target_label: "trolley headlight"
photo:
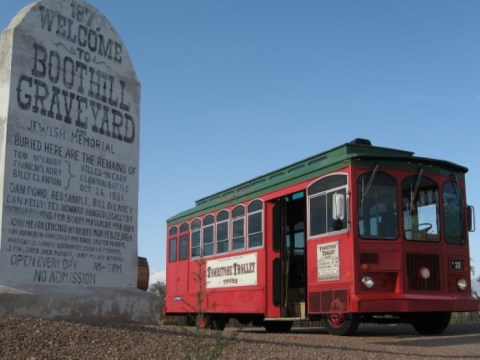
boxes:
[361,276,375,289]
[418,267,431,280]
[456,278,468,291]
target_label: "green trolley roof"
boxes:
[167,139,467,224]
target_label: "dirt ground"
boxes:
[1,315,480,359]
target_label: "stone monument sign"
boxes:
[0,0,140,289]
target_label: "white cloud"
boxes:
[149,269,166,285]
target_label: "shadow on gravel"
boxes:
[369,323,480,348]
[233,323,480,359]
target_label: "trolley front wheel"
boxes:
[322,313,360,336]
[411,312,451,335]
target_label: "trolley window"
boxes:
[248,199,263,248]
[308,174,348,237]
[232,205,245,251]
[169,237,177,262]
[443,181,466,245]
[191,219,201,258]
[216,210,229,254]
[402,175,439,242]
[358,171,398,239]
[203,215,214,256]
[168,226,178,262]
[179,222,189,261]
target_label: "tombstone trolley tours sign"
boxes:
[0,0,140,288]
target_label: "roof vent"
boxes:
[350,138,371,146]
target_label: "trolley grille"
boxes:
[308,289,348,313]
[406,253,441,291]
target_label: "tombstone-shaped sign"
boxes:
[0,0,140,288]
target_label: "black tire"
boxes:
[322,313,360,336]
[185,313,196,326]
[264,321,293,333]
[211,316,227,331]
[411,312,451,335]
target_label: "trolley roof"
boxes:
[167,139,467,223]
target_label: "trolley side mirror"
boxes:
[467,205,475,232]
[332,192,345,220]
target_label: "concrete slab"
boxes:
[0,285,162,325]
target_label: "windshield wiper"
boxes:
[360,164,380,211]
[410,168,423,213]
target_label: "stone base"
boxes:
[0,285,162,325]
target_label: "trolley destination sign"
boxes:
[206,253,257,288]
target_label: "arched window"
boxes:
[180,223,189,232]
[248,200,263,248]
[308,174,348,237]
[191,219,201,258]
[232,205,245,251]
[203,215,214,256]
[168,226,178,262]
[216,210,229,254]
[179,222,189,260]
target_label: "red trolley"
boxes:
[164,139,477,335]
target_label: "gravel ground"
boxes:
[1,315,480,359]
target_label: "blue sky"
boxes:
[1,1,479,290]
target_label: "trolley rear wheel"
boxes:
[196,314,227,330]
[196,314,211,329]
